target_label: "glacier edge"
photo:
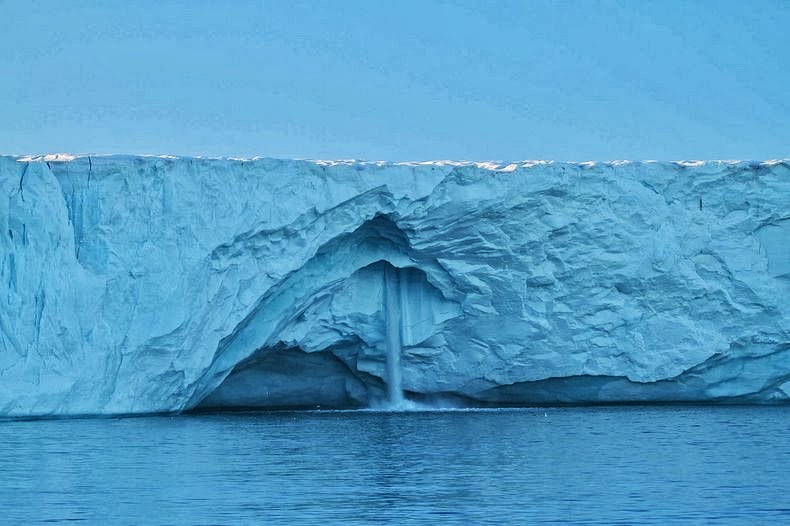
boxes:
[0,155,789,416]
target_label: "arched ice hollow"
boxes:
[194,216,461,410]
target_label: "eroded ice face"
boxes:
[1,156,788,416]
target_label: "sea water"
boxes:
[2,406,789,524]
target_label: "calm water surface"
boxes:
[2,406,789,524]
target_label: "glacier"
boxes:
[0,155,789,417]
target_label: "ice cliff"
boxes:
[1,155,789,416]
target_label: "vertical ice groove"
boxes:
[384,264,404,405]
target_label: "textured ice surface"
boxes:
[0,155,788,416]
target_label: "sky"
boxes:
[1,0,788,161]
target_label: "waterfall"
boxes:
[383,264,404,406]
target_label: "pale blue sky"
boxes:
[1,0,788,160]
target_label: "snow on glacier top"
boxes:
[9,154,789,171]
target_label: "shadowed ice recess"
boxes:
[0,155,789,417]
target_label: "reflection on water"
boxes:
[2,406,790,524]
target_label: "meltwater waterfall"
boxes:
[383,264,405,406]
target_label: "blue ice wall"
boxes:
[1,156,788,416]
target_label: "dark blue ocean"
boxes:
[2,406,789,524]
